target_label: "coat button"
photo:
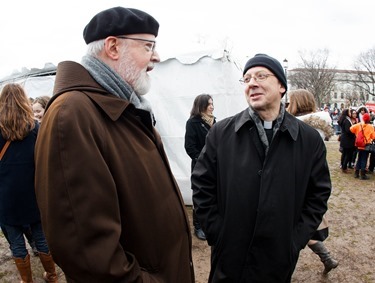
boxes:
[258,170,262,176]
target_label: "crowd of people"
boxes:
[320,105,375,179]
[1,5,374,283]
[337,106,375,179]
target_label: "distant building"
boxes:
[288,68,375,111]
[331,69,375,110]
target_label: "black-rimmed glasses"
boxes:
[116,36,156,52]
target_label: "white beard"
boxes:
[133,71,151,96]
[118,50,151,96]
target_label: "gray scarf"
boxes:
[81,55,153,114]
[248,103,285,155]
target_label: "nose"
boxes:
[151,50,160,63]
[246,77,261,91]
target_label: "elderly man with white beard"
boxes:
[34,6,194,283]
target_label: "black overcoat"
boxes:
[192,109,331,282]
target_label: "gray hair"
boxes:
[86,39,105,56]
[85,38,133,58]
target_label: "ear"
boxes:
[103,37,121,60]
[280,84,286,96]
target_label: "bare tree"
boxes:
[288,49,337,108]
[352,47,375,99]
[339,85,361,107]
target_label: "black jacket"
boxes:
[192,109,331,282]
[184,116,215,170]
[339,117,356,149]
[0,124,40,225]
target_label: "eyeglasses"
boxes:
[116,36,156,52]
[239,72,275,84]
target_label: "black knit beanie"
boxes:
[243,53,287,95]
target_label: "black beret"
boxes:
[243,53,287,95]
[83,7,159,44]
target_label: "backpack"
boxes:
[354,125,367,147]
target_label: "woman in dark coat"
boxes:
[184,94,215,240]
[0,83,57,282]
[338,108,356,172]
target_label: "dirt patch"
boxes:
[1,140,374,282]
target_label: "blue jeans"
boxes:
[1,221,49,258]
[355,150,369,171]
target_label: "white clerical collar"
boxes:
[263,120,273,129]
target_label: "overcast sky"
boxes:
[1,0,374,79]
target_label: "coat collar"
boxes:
[189,116,204,123]
[280,112,299,141]
[234,108,299,141]
[49,61,137,122]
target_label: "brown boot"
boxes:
[14,254,34,283]
[39,252,58,283]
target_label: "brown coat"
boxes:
[35,61,194,283]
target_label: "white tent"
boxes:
[0,50,248,204]
[0,64,56,98]
[146,49,248,204]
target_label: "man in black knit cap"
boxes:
[192,53,332,282]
